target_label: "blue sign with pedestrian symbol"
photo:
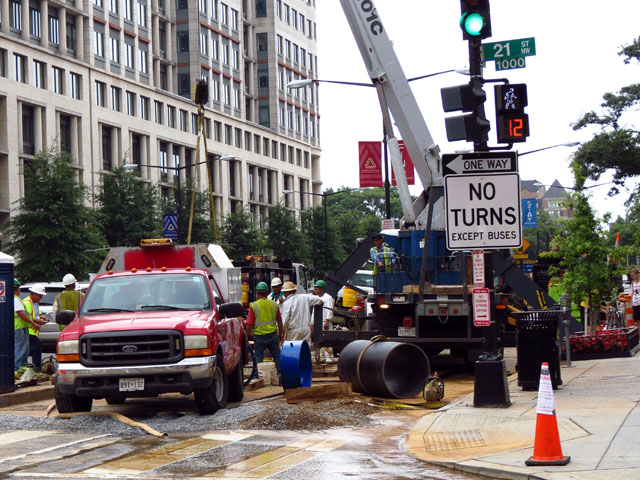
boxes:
[521,199,537,228]
[164,214,178,241]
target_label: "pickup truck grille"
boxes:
[80,330,184,367]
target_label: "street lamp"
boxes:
[123,154,234,243]
[519,141,580,156]
[282,188,361,274]
[287,69,468,219]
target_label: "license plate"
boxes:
[119,377,144,392]
[397,327,416,337]
[392,296,406,302]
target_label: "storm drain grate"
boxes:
[423,429,486,452]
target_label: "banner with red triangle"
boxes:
[358,141,383,187]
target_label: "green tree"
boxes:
[523,209,561,256]
[96,166,161,246]
[168,179,214,244]
[300,205,345,277]
[572,37,640,198]
[264,204,308,262]
[548,162,621,330]
[219,207,264,262]
[5,150,105,281]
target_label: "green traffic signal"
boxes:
[461,12,485,37]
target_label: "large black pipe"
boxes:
[338,339,430,398]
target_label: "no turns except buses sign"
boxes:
[445,172,522,250]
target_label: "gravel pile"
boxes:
[0,398,378,436]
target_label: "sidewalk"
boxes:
[406,354,640,479]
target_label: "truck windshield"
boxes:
[352,272,374,288]
[80,274,212,315]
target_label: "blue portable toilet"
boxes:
[0,252,15,393]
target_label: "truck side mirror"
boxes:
[218,302,245,319]
[56,309,76,326]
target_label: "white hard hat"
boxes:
[29,284,47,296]
[271,277,282,287]
[62,273,77,286]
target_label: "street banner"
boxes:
[391,141,416,186]
[522,198,538,228]
[358,141,383,187]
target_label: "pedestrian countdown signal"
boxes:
[494,84,529,143]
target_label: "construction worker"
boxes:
[245,282,283,374]
[280,281,323,343]
[23,284,47,372]
[313,280,334,330]
[370,233,395,274]
[52,273,84,330]
[13,279,45,375]
[269,277,284,303]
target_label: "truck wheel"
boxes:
[227,361,244,403]
[54,383,93,413]
[195,354,228,415]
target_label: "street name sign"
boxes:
[442,152,518,176]
[482,37,536,61]
[495,57,526,71]
[445,172,522,250]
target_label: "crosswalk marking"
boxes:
[0,431,51,446]
[206,438,347,478]
[85,432,254,475]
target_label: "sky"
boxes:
[314,1,640,220]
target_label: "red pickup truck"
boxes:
[54,267,247,415]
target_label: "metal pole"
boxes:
[324,195,328,274]
[383,124,391,219]
[176,171,182,244]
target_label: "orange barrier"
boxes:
[525,362,571,466]
[620,294,634,327]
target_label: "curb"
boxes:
[0,383,55,408]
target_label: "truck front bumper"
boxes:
[56,356,216,398]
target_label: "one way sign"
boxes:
[443,152,518,176]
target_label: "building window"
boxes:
[234,87,240,109]
[179,109,188,132]
[125,43,134,68]
[70,72,81,99]
[232,49,239,69]
[10,1,22,31]
[221,3,228,24]
[139,48,148,74]
[231,8,238,29]
[223,84,230,105]
[102,125,113,170]
[222,44,229,65]
[14,54,26,83]
[212,78,220,101]
[272,140,278,159]
[33,60,46,89]
[111,36,120,63]
[49,12,60,44]
[257,33,268,52]
[235,128,242,148]
[52,67,64,94]
[199,0,207,13]
[191,113,198,134]
[140,96,150,120]
[167,106,176,128]
[109,0,119,14]
[159,142,168,175]
[126,91,136,115]
[178,32,189,52]
[138,3,147,27]
[30,8,41,37]
[60,114,72,154]
[256,0,266,17]
[154,101,163,124]
[178,74,190,96]
[125,0,133,20]
[95,31,105,57]
[66,16,77,52]
[213,121,221,141]
[22,105,35,155]
[200,31,208,55]
[111,86,121,111]
[95,80,106,106]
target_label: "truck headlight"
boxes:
[57,340,80,362]
[184,335,213,356]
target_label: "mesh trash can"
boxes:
[515,310,563,390]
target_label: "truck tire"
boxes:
[227,361,244,403]
[54,383,93,413]
[195,354,228,415]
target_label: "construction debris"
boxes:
[285,382,352,404]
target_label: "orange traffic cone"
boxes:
[525,362,571,466]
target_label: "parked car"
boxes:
[19,282,84,353]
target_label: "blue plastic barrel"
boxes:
[280,340,312,389]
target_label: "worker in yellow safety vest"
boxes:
[245,282,283,374]
[52,273,84,331]
[13,279,45,374]
[370,233,396,274]
[23,284,46,372]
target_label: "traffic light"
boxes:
[494,83,529,143]
[441,82,490,143]
[460,0,491,40]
